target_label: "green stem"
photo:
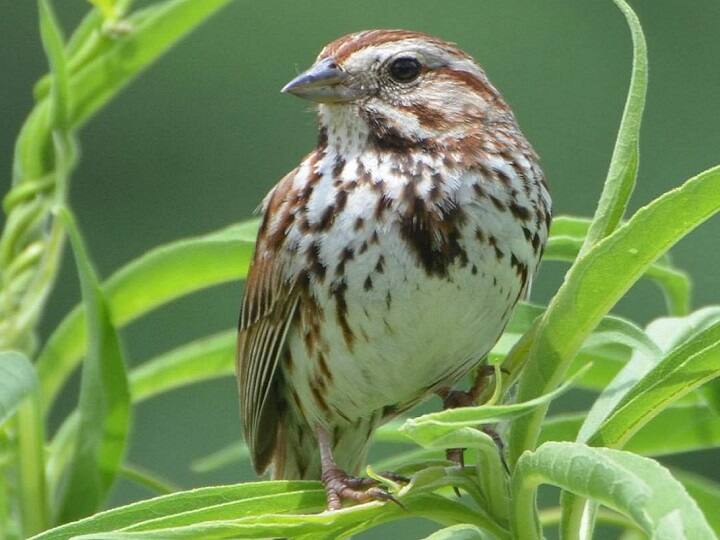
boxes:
[540,507,644,534]
[511,471,542,540]
[16,390,49,536]
[0,468,8,540]
[406,494,511,540]
[558,493,591,540]
[119,464,179,495]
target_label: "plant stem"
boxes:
[16,390,49,536]
[539,507,644,534]
[510,471,542,540]
[0,470,8,540]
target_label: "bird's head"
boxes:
[282,30,512,150]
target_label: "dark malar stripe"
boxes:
[361,108,439,153]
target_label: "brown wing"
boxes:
[237,172,299,474]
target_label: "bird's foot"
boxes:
[436,365,508,496]
[438,364,498,470]
[321,468,408,511]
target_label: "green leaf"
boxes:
[401,367,584,447]
[498,306,660,400]
[508,164,720,465]
[119,491,325,533]
[29,481,323,540]
[674,470,720,535]
[130,330,235,403]
[31,481,503,540]
[546,216,691,316]
[561,309,720,539]
[38,0,70,134]
[0,351,37,425]
[422,524,496,540]
[588,320,720,449]
[580,0,648,254]
[66,0,230,129]
[579,307,720,443]
[118,464,179,496]
[47,330,236,489]
[548,215,591,238]
[37,220,258,411]
[55,208,131,523]
[60,494,484,540]
[16,0,230,185]
[540,404,720,456]
[89,0,119,21]
[190,442,249,473]
[511,442,716,540]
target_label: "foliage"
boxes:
[0,0,718,538]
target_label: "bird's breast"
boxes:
[276,147,549,427]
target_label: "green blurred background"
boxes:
[2,1,719,537]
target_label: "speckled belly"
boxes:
[283,213,528,429]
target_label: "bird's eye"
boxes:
[388,57,422,83]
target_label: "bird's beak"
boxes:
[281,57,358,103]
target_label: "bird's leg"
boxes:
[436,365,505,469]
[316,426,405,511]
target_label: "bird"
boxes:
[236,29,551,510]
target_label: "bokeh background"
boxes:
[2,1,720,537]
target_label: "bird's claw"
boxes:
[322,468,408,511]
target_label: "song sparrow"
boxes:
[237,29,551,509]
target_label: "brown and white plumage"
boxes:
[237,29,551,506]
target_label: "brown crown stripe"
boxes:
[320,29,470,63]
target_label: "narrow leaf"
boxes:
[29,482,322,540]
[580,0,648,253]
[579,307,720,442]
[190,442,249,473]
[119,464,179,495]
[540,405,720,457]
[130,330,234,402]
[0,351,38,424]
[508,164,720,465]
[55,208,131,523]
[512,442,715,539]
[545,223,691,316]
[66,0,231,128]
[589,321,720,449]
[38,0,70,134]
[422,524,495,540]
[674,470,720,535]
[37,220,258,411]
[401,367,584,447]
